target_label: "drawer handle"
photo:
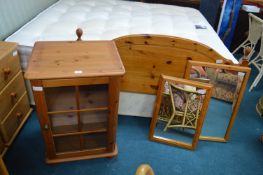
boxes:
[10,92,17,99]
[3,67,11,80]
[16,112,23,119]
[10,92,17,103]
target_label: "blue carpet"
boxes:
[202,99,233,137]
[155,121,195,144]
[4,66,263,175]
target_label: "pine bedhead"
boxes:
[114,34,243,94]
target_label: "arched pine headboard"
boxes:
[114,34,234,94]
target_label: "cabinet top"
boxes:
[0,42,17,60]
[25,41,125,80]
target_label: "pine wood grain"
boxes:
[0,72,26,121]
[28,40,123,163]
[0,42,20,91]
[25,41,125,80]
[114,34,234,94]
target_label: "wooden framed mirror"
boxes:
[149,75,213,150]
[185,61,251,142]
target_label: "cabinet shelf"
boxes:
[47,107,109,115]
[52,122,107,137]
[55,147,107,156]
[54,132,108,153]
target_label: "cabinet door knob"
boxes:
[44,124,49,130]
[3,67,11,80]
[16,112,23,119]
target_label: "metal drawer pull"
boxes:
[3,67,11,80]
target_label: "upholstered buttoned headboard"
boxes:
[0,0,58,40]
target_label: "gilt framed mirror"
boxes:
[185,61,251,142]
[149,75,213,150]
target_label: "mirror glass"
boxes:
[189,65,246,140]
[150,75,212,150]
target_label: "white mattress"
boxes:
[5,0,238,117]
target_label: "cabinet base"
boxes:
[46,145,118,164]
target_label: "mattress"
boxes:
[5,0,238,117]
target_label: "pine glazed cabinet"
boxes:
[25,40,125,163]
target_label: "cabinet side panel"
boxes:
[107,77,121,152]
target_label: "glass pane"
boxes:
[80,111,108,132]
[190,65,246,138]
[84,133,107,150]
[44,86,76,111]
[154,81,206,144]
[79,84,108,109]
[190,66,244,102]
[54,135,80,153]
[50,112,78,134]
[202,99,232,137]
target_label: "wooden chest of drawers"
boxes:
[0,42,32,147]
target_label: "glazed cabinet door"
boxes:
[45,84,110,154]
[31,78,117,159]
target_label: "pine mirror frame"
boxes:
[149,75,213,150]
[184,61,251,142]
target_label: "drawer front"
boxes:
[0,93,30,143]
[0,72,26,121]
[0,51,20,91]
[0,135,4,155]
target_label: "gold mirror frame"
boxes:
[184,61,251,142]
[149,75,213,150]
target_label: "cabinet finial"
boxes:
[76,28,83,41]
